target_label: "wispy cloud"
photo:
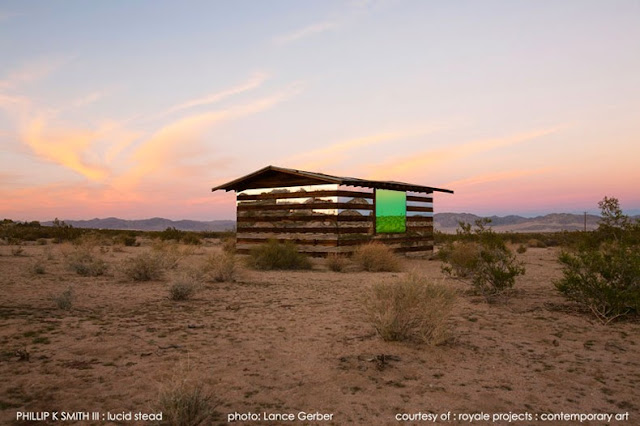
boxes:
[443,168,554,189]
[274,20,338,44]
[21,116,110,181]
[366,127,564,180]
[283,124,445,171]
[160,72,269,117]
[0,55,71,92]
[71,91,108,108]
[119,83,302,186]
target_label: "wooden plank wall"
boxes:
[235,187,434,256]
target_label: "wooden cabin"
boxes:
[212,166,453,256]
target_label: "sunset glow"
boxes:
[1,1,639,221]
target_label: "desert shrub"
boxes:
[30,259,46,274]
[527,239,547,248]
[65,246,108,276]
[114,233,138,247]
[247,240,312,270]
[181,232,202,246]
[11,246,25,256]
[151,241,191,270]
[440,219,525,301]
[169,279,199,301]
[159,226,185,242]
[364,275,456,345]
[122,251,166,281]
[556,197,640,324]
[516,244,527,254]
[36,238,48,245]
[157,380,213,426]
[54,287,73,310]
[353,242,402,272]
[221,237,236,254]
[202,252,236,282]
[326,253,348,272]
[437,242,478,277]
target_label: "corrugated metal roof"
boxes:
[211,165,454,194]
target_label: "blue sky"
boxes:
[1,0,639,220]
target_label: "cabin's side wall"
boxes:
[372,192,434,254]
[235,185,434,256]
[235,184,372,255]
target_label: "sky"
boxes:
[1,0,639,221]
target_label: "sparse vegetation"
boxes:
[157,379,214,426]
[122,251,167,281]
[528,239,547,248]
[54,287,74,310]
[169,278,199,301]
[30,259,46,274]
[64,245,108,277]
[556,197,640,324]
[221,236,236,254]
[353,243,402,272]
[326,253,348,272]
[516,244,527,254]
[158,227,202,245]
[11,246,25,257]
[439,219,525,301]
[364,275,456,345]
[202,252,236,282]
[247,240,312,270]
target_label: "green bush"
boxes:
[364,275,456,345]
[440,219,525,301]
[247,240,311,270]
[516,244,527,254]
[353,242,402,272]
[556,197,640,324]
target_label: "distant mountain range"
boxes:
[434,213,604,233]
[42,217,235,232]
[41,213,639,233]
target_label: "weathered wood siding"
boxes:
[235,185,434,256]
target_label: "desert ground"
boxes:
[0,239,638,425]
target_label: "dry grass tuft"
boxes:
[248,240,312,270]
[326,253,348,272]
[202,252,236,282]
[11,246,25,257]
[353,243,402,272]
[121,251,167,282]
[64,245,108,276]
[53,287,74,310]
[168,277,199,301]
[221,237,236,254]
[364,275,456,345]
[30,258,46,274]
[156,363,215,425]
[527,239,547,248]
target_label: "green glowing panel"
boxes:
[375,189,406,233]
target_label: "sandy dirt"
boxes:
[0,240,638,425]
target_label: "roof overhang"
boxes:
[211,165,453,194]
